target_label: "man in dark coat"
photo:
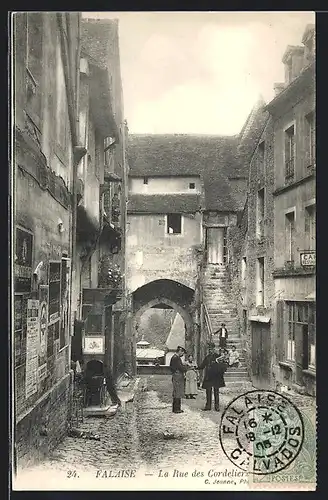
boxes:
[170,346,188,413]
[214,323,228,349]
[198,343,227,411]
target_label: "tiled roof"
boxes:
[81,19,119,72]
[128,194,201,214]
[128,134,239,211]
[127,102,267,212]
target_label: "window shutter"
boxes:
[276,300,285,362]
[304,116,311,167]
[284,131,290,162]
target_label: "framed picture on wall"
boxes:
[83,336,105,355]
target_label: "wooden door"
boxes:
[251,322,271,388]
[207,227,226,264]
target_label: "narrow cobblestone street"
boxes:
[15,375,316,490]
[16,375,249,489]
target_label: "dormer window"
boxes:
[282,46,305,85]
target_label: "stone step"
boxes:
[226,369,248,374]
[223,381,252,389]
[225,372,249,379]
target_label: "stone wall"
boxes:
[227,205,249,370]
[15,372,73,470]
[126,213,201,293]
[13,13,78,468]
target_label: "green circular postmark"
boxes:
[219,390,305,475]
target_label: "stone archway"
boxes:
[133,297,193,347]
[125,279,197,375]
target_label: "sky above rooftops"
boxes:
[82,11,315,135]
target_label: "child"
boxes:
[185,354,198,399]
[228,345,240,367]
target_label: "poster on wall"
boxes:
[14,295,23,365]
[83,336,105,355]
[15,227,33,293]
[49,262,61,324]
[38,285,48,380]
[47,321,59,358]
[60,258,70,349]
[25,299,39,399]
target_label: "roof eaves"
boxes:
[264,63,314,113]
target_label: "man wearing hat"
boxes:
[170,346,188,413]
[197,342,227,411]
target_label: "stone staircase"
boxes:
[203,264,250,388]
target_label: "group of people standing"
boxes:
[169,323,240,414]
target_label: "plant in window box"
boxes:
[98,256,122,290]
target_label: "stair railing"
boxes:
[202,303,214,343]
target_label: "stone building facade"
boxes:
[13,14,128,470]
[267,25,316,396]
[229,114,276,389]
[126,119,266,373]
[228,24,316,396]
[70,18,128,381]
[13,12,81,469]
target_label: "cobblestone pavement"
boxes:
[15,376,316,489]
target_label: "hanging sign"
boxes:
[25,299,39,399]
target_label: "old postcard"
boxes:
[10,11,316,491]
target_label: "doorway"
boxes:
[206,227,227,265]
[251,322,271,388]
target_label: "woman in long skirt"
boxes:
[185,354,198,399]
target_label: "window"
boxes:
[256,188,265,239]
[305,112,315,169]
[286,302,296,361]
[258,141,265,172]
[189,182,195,190]
[307,304,316,369]
[143,177,149,185]
[256,257,265,306]
[305,204,316,250]
[285,302,316,369]
[285,125,295,182]
[104,137,115,168]
[285,211,295,264]
[166,214,182,234]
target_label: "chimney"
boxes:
[282,45,305,85]
[302,24,315,67]
[274,83,285,96]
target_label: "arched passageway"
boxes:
[131,279,196,371]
